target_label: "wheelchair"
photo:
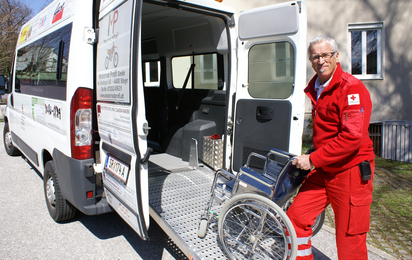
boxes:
[198,148,325,260]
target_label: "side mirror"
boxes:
[0,75,5,95]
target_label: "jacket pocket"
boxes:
[342,110,364,138]
[347,193,373,235]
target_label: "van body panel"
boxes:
[5,0,108,217]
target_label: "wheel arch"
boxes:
[42,149,53,169]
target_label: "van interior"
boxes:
[140,1,231,169]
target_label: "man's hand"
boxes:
[292,154,314,171]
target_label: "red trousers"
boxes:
[287,161,374,259]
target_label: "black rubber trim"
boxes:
[131,0,149,241]
[102,142,132,165]
[11,131,38,166]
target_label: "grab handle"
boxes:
[256,106,273,122]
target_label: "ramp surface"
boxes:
[149,165,226,259]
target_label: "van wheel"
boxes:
[43,161,77,222]
[3,122,21,156]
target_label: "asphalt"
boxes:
[0,121,399,259]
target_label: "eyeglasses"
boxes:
[310,52,336,62]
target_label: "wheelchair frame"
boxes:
[198,148,323,260]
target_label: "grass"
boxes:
[368,159,412,257]
[372,157,412,229]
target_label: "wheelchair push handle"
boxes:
[269,148,297,160]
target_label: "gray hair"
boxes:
[308,36,339,58]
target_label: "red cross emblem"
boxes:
[348,94,360,105]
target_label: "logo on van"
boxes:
[108,10,118,36]
[105,43,119,69]
[18,24,31,44]
[45,104,62,120]
[39,15,46,29]
[52,2,65,24]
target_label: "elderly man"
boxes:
[288,36,375,259]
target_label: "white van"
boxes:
[1,0,307,258]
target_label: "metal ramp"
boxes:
[149,167,226,259]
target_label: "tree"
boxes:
[0,0,32,75]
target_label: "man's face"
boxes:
[309,41,339,84]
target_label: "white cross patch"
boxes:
[348,94,360,105]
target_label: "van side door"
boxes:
[232,1,307,171]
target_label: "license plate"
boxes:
[104,155,129,183]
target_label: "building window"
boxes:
[348,23,384,80]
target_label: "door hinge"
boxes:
[297,1,302,13]
[227,118,233,135]
[85,27,97,45]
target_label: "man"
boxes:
[287,36,375,259]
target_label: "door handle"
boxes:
[256,106,273,122]
[140,148,153,165]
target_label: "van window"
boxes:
[15,23,72,100]
[248,42,294,99]
[172,53,218,90]
[143,61,160,87]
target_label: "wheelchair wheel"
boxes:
[198,218,208,238]
[218,193,297,260]
[312,210,325,236]
[284,198,325,237]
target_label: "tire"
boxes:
[113,52,119,68]
[312,210,325,237]
[3,122,21,156]
[43,161,77,222]
[105,56,109,69]
[198,219,208,238]
[218,193,297,260]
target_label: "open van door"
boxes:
[232,1,307,171]
[96,0,149,240]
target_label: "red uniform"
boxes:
[287,63,375,259]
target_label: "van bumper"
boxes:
[53,149,112,215]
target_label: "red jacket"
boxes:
[306,63,375,172]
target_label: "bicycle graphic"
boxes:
[105,43,119,69]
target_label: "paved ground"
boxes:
[0,121,400,259]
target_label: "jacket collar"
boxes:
[305,63,343,103]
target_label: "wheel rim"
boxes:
[46,175,56,208]
[5,130,13,150]
[221,201,289,259]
